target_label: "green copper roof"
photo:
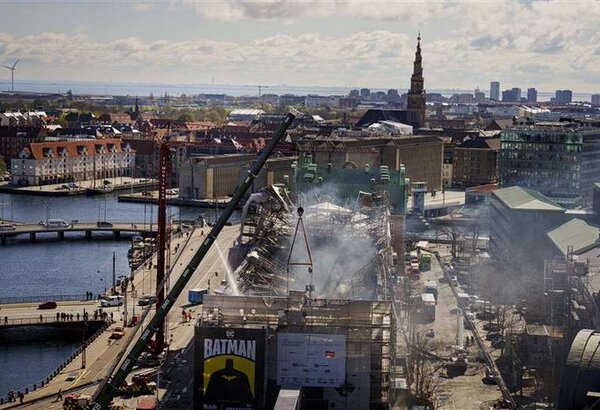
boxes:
[494,186,564,211]
[547,218,600,256]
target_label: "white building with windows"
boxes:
[11,138,135,186]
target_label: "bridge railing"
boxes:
[0,314,104,327]
[0,293,91,305]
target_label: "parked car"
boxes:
[110,326,125,340]
[138,295,156,306]
[100,296,123,307]
[0,224,16,231]
[138,352,160,368]
[38,301,57,310]
[97,221,113,227]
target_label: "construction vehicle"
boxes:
[63,394,124,410]
[91,112,296,409]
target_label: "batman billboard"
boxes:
[194,327,266,410]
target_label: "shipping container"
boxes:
[419,253,432,271]
[188,288,208,304]
[424,280,438,300]
[421,293,436,322]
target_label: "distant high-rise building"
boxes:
[406,32,426,129]
[512,88,522,102]
[349,89,360,98]
[592,94,600,106]
[474,87,485,101]
[502,88,521,103]
[527,88,538,102]
[555,90,573,104]
[360,88,371,98]
[387,89,399,101]
[490,81,500,101]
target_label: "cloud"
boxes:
[0,30,415,87]
[131,1,155,11]
[0,0,599,91]
[181,0,446,23]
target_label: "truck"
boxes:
[188,288,208,304]
[421,293,436,322]
[424,280,438,300]
[457,292,470,309]
[410,262,420,279]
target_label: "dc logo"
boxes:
[226,330,235,338]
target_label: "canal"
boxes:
[0,191,227,396]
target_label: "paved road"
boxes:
[412,244,501,410]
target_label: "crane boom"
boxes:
[92,112,295,409]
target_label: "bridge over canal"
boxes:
[0,221,174,245]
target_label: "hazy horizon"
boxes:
[1,78,596,102]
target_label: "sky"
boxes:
[0,0,599,94]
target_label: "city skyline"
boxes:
[0,1,599,93]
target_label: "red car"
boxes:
[38,301,57,310]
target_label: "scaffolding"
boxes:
[200,293,396,409]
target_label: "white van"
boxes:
[100,295,123,307]
[44,219,70,228]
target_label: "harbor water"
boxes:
[0,191,228,395]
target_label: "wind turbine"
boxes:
[1,59,19,92]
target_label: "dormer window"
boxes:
[107,143,117,152]
[42,148,54,158]
[77,145,87,156]
[95,145,105,154]
[58,147,68,157]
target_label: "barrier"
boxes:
[0,293,90,305]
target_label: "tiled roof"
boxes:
[22,138,132,159]
[457,137,501,150]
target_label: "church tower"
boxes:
[406,32,426,129]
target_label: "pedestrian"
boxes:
[110,312,113,322]
[56,312,59,321]
[4,316,7,325]
[18,391,23,404]
[7,390,13,402]
[77,313,80,321]
[56,389,63,402]
[39,314,43,322]
[187,311,192,322]
[70,313,74,321]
